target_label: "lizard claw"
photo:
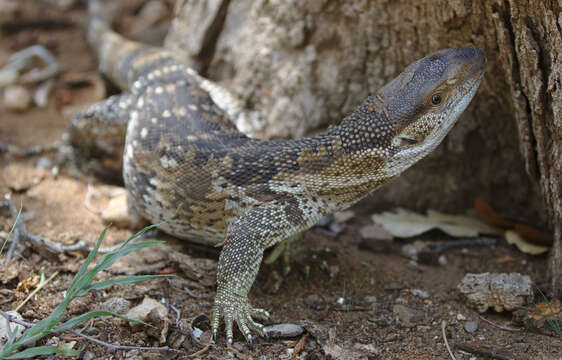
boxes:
[212,293,269,346]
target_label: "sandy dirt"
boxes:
[0,1,559,359]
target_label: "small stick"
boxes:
[3,199,133,254]
[455,342,524,360]
[289,333,309,360]
[478,315,521,332]
[14,270,59,312]
[3,200,22,262]
[189,344,211,357]
[441,321,457,360]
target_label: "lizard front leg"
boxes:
[212,198,320,345]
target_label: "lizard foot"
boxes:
[212,294,271,346]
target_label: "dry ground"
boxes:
[0,1,559,359]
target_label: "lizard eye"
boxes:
[431,93,442,105]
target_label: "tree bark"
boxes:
[166,0,561,295]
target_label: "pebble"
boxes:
[457,313,466,321]
[438,254,448,265]
[191,327,203,340]
[264,323,304,338]
[101,192,131,228]
[3,85,32,111]
[359,224,393,240]
[464,320,479,333]
[259,356,272,360]
[36,156,52,169]
[232,341,245,352]
[100,297,132,315]
[81,352,95,360]
[125,297,168,330]
[458,272,533,312]
[334,210,354,223]
[393,304,424,324]
[411,289,430,299]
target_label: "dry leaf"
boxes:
[371,208,502,238]
[530,300,561,321]
[16,274,40,292]
[505,230,549,255]
[474,198,515,227]
[514,223,552,246]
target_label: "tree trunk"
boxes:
[166,0,561,295]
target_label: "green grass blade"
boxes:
[77,274,170,296]
[52,310,151,332]
[66,226,110,295]
[4,345,80,359]
[75,240,162,291]
[0,201,22,258]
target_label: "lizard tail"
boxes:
[85,0,144,90]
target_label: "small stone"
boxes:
[336,297,345,305]
[438,255,448,265]
[100,297,132,315]
[464,321,479,333]
[316,215,333,227]
[36,157,52,169]
[411,289,430,299]
[101,191,131,228]
[457,313,466,321]
[3,85,32,111]
[264,323,304,338]
[232,341,245,352]
[259,356,272,360]
[393,304,424,324]
[353,343,381,356]
[192,327,203,340]
[458,272,533,312]
[125,297,168,330]
[334,210,354,223]
[359,224,393,240]
[329,221,346,235]
[81,351,95,360]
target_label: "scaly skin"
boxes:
[70,0,487,346]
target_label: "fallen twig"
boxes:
[3,198,136,254]
[455,342,524,360]
[478,315,521,332]
[441,321,457,360]
[289,332,309,360]
[189,344,211,357]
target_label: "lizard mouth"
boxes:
[397,134,420,146]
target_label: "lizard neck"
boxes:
[279,122,392,209]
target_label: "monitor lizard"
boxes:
[68,0,487,347]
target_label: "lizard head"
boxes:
[337,47,487,177]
